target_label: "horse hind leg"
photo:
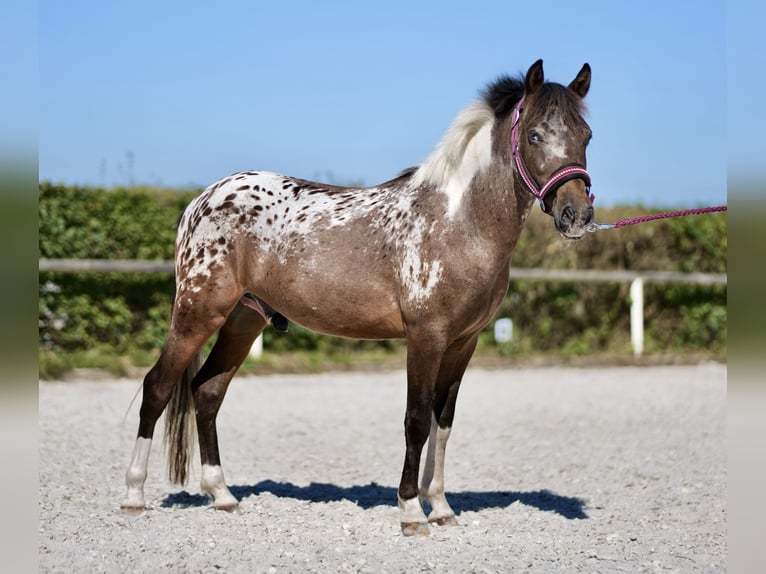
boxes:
[123,339,215,512]
[190,302,267,511]
[419,333,479,527]
[121,283,238,512]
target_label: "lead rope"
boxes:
[585,205,727,232]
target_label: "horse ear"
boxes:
[568,63,591,98]
[524,59,545,95]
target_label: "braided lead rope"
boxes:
[586,205,727,232]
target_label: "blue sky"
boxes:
[36,0,729,207]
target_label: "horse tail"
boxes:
[163,348,202,485]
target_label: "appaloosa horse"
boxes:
[122,59,595,536]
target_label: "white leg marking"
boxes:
[123,437,152,509]
[398,494,428,523]
[398,494,430,535]
[420,415,456,523]
[201,464,238,509]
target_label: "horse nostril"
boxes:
[561,204,575,227]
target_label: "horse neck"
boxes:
[461,127,536,257]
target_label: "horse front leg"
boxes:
[419,333,478,526]
[419,415,457,526]
[398,332,447,536]
[193,303,267,511]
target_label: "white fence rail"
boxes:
[39,259,175,273]
[39,259,727,357]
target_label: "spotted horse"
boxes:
[122,59,595,536]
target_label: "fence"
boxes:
[500,267,727,356]
[38,259,727,357]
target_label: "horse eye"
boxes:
[528,131,542,144]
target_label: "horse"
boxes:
[122,59,595,536]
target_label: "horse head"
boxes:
[513,59,594,239]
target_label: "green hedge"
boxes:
[39,182,726,373]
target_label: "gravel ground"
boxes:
[39,364,726,573]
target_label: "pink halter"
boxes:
[510,96,593,212]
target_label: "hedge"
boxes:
[39,182,726,369]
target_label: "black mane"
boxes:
[481,75,525,120]
[482,73,588,132]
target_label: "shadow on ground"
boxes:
[161,480,588,519]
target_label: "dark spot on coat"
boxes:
[236,185,250,191]
[224,193,237,201]
[212,178,231,193]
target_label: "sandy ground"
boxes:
[39,364,726,573]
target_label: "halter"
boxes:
[510,96,594,212]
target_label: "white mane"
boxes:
[412,100,496,217]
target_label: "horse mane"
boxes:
[410,75,524,214]
[481,74,526,120]
[482,73,588,131]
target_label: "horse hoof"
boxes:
[401,521,430,536]
[213,502,239,512]
[120,504,144,516]
[430,515,459,527]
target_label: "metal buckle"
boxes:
[585,222,615,233]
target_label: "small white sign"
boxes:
[494,318,513,343]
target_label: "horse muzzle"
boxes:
[551,182,594,240]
